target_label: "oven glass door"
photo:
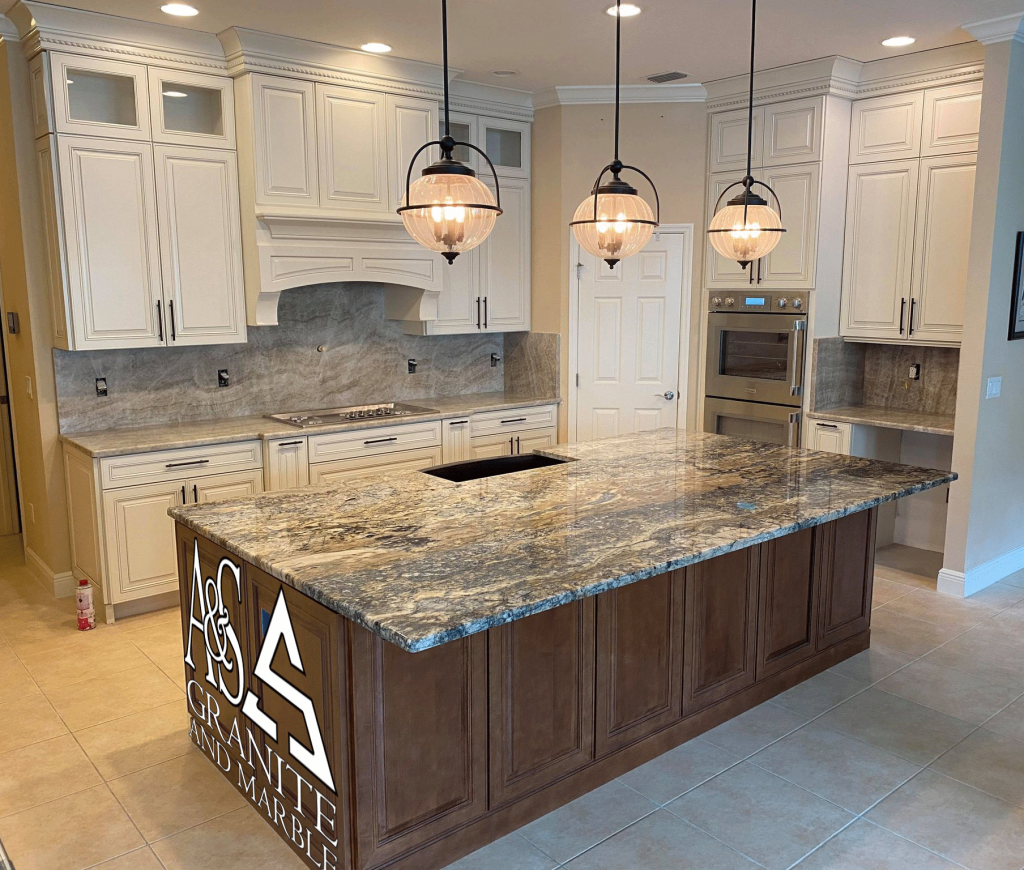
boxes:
[704,398,801,447]
[706,313,805,406]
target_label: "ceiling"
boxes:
[4,0,1021,93]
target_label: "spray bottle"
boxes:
[76,577,95,631]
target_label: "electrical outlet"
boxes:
[95,378,108,397]
[217,369,230,388]
[987,376,1002,399]
[407,359,417,374]
[908,364,920,381]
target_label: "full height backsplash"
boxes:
[54,284,510,433]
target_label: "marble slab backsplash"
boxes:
[54,283,509,433]
[504,332,559,398]
[810,337,959,416]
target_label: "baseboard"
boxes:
[25,547,76,599]
[938,543,1024,597]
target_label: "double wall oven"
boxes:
[703,290,808,446]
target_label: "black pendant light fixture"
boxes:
[707,0,785,268]
[397,0,502,264]
[570,0,660,269]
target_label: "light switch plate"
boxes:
[987,376,1002,399]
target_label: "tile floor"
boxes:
[0,541,1022,870]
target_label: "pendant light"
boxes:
[397,0,502,264]
[570,0,660,269]
[707,0,785,268]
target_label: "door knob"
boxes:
[660,391,676,400]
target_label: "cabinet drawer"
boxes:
[310,446,443,484]
[308,420,442,462]
[470,404,557,436]
[807,420,852,455]
[99,440,263,489]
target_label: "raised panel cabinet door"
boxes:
[49,53,151,141]
[468,432,514,459]
[266,438,310,491]
[840,160,919,341]
[809,421,851,455]
[482,176,530,331]
[317,84,388,214]
[759,163,820,288]
[308,446,444,484]
[431,245,481,333]
[757,528,820,679]
[763,97,822,166]
[921,82,982,157]
[251,75,318,207]
[153,145,247,346]
[909,155,976,345]
[818,509,877,649]
[351,626,487,867]
[850,92,924,164]
[57,136,164,350]
[705,171,755,289]
[683,546,759,715]
[387,94,440,211]
[489,598,596,806]
[709,106,764,173]
[513,428,558,455]
[190,469,264,504]
[595,571,684,756]
[441,419,472,464]
[103,480,185,603]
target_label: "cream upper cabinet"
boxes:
[56,135,164,349]
[909,154,976,345]
[266,438,310,491]
[49,53,151,141]
[431,247,482,333]
[148,67,236,150]
[849,92,924,164]
[921,82,983,158]
[757,162,820,288]
[763,97,822,166]
[480,117,530,178]
[840,160,919,341]
[709,106,764,173]
[316,84,388,214]
[704,171,766,289]
[153,145,246,346]
[251,74,318,208]
[481,175,530,332]
[387,94,440,211]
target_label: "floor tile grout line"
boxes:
[521,806,660,866]
[857,814,974,869]
[143,801,249,849]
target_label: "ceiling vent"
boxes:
[646,71,689,84]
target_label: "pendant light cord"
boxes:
[614,0,621,163]
[442,0,450,138]
[745,0,756,182]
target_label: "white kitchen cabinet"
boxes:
[148,67,236,150]
[266,437,310,491]
[757,162,820,288]
[708,106,764,173]
[316,84,388,215]
[849,92,924,164]
[921,82,983,158]
[153,144,247,346]
[469,427,557,459]
[191,469,264,503]
[839,160,919,341]
[439,112,480,170]
[704,171,755,288]
[441,418,473,463]
[387,94,440,211]
[251,74,318,208]
[309,446,444,484]
[35,136,71,348]
[515,428,557,454]
[468,432,515,460]
[428,247,482,333]
[909,154,976,345]
[49,52,151,141]
[480,116,530,178]
[56,135,164,349]
[763,97,822,166]
[482,175,530,331]
[808,420,851,454]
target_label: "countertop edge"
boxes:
[810,407,955,437]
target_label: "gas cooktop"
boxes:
[267,402,438,428]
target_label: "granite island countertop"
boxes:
[59,392,559,458]
[811,405,955,436]
[169,429,955,653]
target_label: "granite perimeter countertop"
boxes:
[59,392,559,458]
[169,429,955,653]
[811,405,955,436]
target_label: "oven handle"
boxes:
[788,320,807,398]
[787,412,801,448]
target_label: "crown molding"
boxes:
[964,12,1024,45]
[449,80,534,121]
[535,83,707,109]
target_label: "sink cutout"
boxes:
[423,453,573,483]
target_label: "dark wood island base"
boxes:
[177,507,876,870]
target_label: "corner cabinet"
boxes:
[32,51,246,350]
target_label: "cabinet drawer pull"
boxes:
[448,420,469,426]
[500,417,527,425]
[165,459,210,468]
[817,423,839,429]
[193,484,198,503]
[156,303,163,342]
[277,440,304,447]
[169,301,176,341]
[181,485,186,503]
[363,436,398,445]
[483,297,488,329]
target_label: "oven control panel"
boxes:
[708,291,809,313]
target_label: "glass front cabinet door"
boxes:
[148,68,236,149]
[49,53,151,141]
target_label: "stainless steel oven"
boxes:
[705,291,808,407]
[704,397,801,447]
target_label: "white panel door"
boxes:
[387,94,439,211]
[921,82,982,157]
[191,469,265,504]
[252,75,318,207]
[705,171,755,289]
[153,145,246,346]
[576,234,684,442]
[759,163,820,289]
[317,84,388,214]
[763,98,822,166]
[482,176,530,332]
[57,135,164,349]
[840,160,919,341]
[708,106,764,173]
[910,154,976,345]
[266,438,310,491]
[850,92,924,164]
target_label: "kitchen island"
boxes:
[169,429,954,870]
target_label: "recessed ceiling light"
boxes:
[882,35,915,47]
[160,3,198,16]
[163,90,188,98]
[361,42,393,53]
[491,70,519,77]
[606,3,641,16]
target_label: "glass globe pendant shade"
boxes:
[400,170,499,263]
[707,186,784,266]
[572,189,656,268]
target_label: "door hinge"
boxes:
[576,262,584,281]
[575,373,580,388]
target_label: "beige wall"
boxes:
[943,37,1024,591]
[0,37,72,582]
[530,100,708,435]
